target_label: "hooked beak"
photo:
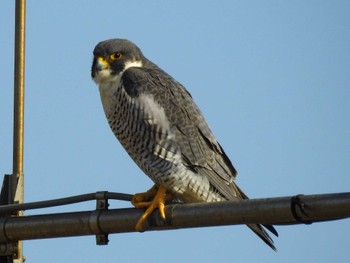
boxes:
[96,56,109,70]
[91,56,109,79]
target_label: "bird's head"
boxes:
[91,39,144,85]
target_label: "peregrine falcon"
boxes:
[91,39,278,250]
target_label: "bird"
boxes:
[91,38,278,250]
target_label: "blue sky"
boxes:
[1,1,349,262]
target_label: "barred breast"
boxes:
[100,79,225,203]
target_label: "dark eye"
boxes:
[110,52,122,61]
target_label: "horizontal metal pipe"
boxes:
[0,192,349,242]
[164,192,350,228]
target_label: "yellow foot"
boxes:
[131,184,159,208]
[131,184,172,231]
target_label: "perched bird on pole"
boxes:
[91,39,278,250]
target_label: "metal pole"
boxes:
[12,0,26,262]
[13,0,26,181]
[0,193,348,243]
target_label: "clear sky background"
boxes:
[1,1,349,262]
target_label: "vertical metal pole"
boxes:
[12,0,26,262]
[13,0,26,174]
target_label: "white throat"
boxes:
[97,60,143,114]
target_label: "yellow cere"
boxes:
[97,56,109,65]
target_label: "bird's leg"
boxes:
[131,184,172,231]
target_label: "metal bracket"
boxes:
[0,175,20,259]
[0,216,17,257]
[0,175,17,208]
[290,194,313,225]
[94,192,109,245]
[0,243,17,257]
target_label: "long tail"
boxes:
[247,223,278,251]
[237,186,278,251]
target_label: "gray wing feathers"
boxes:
[122,67,277,250]
[123,67,238,199]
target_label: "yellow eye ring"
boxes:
[110,52,122,61]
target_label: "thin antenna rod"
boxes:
[13,0,26,175]
[12,0,26,262]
